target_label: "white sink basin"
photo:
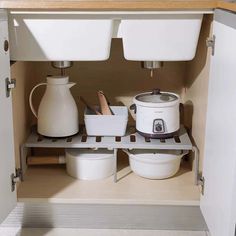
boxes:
[9,12,113,61]
[120,14,203,61]
[8,12,203,62]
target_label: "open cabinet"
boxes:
[0,8,236,236]
[0,10,16,223]
[200,9,236,236]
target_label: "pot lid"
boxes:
[128,150,183,163]
[129,149,182,156]
[135,89,178,104]
[65,148,113,160]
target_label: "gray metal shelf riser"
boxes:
[24,144,192,150]
[24,126,193,151]
[21,125,200,184]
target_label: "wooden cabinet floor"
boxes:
[17,162,199,205]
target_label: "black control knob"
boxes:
[155,123,163,132]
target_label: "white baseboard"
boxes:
[1,203,207,231]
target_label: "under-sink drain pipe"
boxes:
[141,61,163,78]
[51,61,73,76]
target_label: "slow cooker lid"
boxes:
[136,89,178,104]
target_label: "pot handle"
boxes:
[130,104,137,114]
[181,150,189,156]
[29,83,47,118]
[122,149,131,156]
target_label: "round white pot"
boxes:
[65,149,115,180]
[123,149,188,179]
[131,89,180,138]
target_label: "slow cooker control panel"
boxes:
[153,119,165,133]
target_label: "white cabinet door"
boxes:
[201,9,236,236]
[0,10,17,223]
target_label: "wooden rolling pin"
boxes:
[27,155,66,165]
[97,91,114,115]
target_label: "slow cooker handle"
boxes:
[130,104,137,114]
[151,89,161,95]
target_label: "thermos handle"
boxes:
[29,83,47,118]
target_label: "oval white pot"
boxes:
[124,149,188,179]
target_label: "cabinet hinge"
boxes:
[11,168,22,192]
[5,77,16,98]
[206,35,216,56]
[198,176,205,195]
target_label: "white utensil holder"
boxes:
[84,106,128,137]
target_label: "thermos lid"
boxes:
[47,75,69,85]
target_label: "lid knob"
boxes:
[151,89,161,95]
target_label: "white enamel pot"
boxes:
[123,149,189,179]
[65,149,115,180]
[130,89,180,138]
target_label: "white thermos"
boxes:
[29,75,79,137]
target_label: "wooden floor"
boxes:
[0,228,209,236]
[18,157,200,205]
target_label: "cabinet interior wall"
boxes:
[10,14,213,174]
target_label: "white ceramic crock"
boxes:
[65,149,115,180]
[29,76,79,137]
[131,89,180,138]
[123,149,188,179]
